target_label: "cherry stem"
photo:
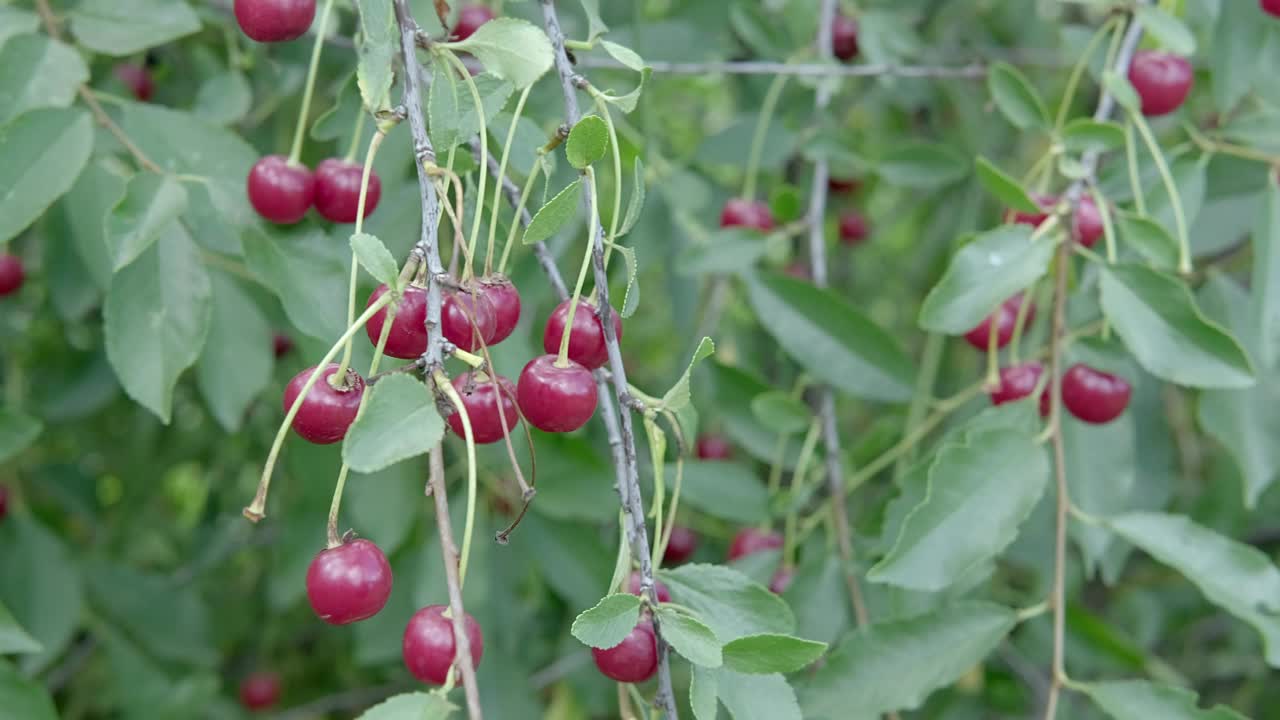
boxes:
[497,160,543,274]
[451,347,484,368]
[556,167,601,367]
[592,94,624,267]
[1124,119,1148,216]
[783,420,822,568]
[742,73,789,203]
[434,369,479,589]
[334,130,390,386]
[1130,111,1191,274]
[607,510,631,594]
[288,0,337,166]
[1184,121,1280,165]
[653,451,684,569]
[1052,16,1121,133]
[643,417,666,571]
[439,50,490,282]
[344,110,368,163]
[485,85,532,276]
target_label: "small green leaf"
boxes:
[594,67,650,114]
[1061,119,1126,153]
[523,179,582,245]
[662,337,716,412]
[428,69,513,151]
[1103,70,1141,114]
[750,391,811,435]
[355,691,457,720]
[659,564,795,642]
[343,375,445,474]
[570,593,642,649]
[578,0,609,41]
[106,173,189,271]
[974,157,1040,212]
[441,18,554,90]
[987,61,1049,130]
[312,73,361,142]
[567,115,610,169]
[0,516,84,674]
[0,600,43,655]
[193,71,252,126]
[919,225,1052,334]
[1082,680,1246,720]
[1209,0,1265,113]
[0,34,89,125]
[1135,6,1196,56]
[690,666,718,720]
[0,409,42,464]
[243,227,348,341]
[718,670,802,720]
[619,158,646,237]
[877,143,970,188]
[722,634,826,674]
[602,39,646,71]
[68,0,200,56]
[0,108,94,245]
[611,243,640,318]
[196,273,272,433]
[350,232,401,289]
[1116,212,1178,270]
[667,461,769,525]
[657,607,724,668]
[355,0,395,112]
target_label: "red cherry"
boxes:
[663,526,699,565]
[272,333,294,358]
[592,620,658,683]
[1061,364,1132,424]
[696,434,733,460]
[626,571,671,603]
[839,211,870,245]
[452,5,496,40]
[828,177,862,194]
[1265,0,1280,18]
[365,284,429,359]
[234,0,317,42]
[0,255,25,297]
[1127,50,1193,117]
[769,566,795,594]
[247,155,314,224]
[403,605,485,685]
[1012,194,1056,228]
[0,485,9,522]
[832,14,859,61]
[113,64,154,102]
[481,277,521,345]
[313,159,381,224]
[442,289,498,352]
[282,364,365,444]
[720,198,775,231]
[990,362,1050,418]
[963,294,1035,351]
[517,354,598,433]
[543,299,623,370]
[727,528,783,561]
[446,373,520,444]
[238,671,281,711]
[1072,195,1104,248]
[305,538,393,624]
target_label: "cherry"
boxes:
[727,528,783,561]
[1061,364,1132,424]
[282,364,365,444]
[0,485,9,522]
[1072,195,1104,248]
[365,284,429,359]
[1265,0,1280,18]
[1127,50,1193,117]
[445,372,520,444]
[963,294,1035,351]
[990,362,1050,417]
[234,0,317,42]
[517,355,598,433]
[542,299,623,371]
[442,289,498,352]
[247,155,314,225]
[238,671,281,711]
[720,198,775,232]
[113,64,154,102]
[452,5,496,40]
[0,255,25,297]
[592,620,658,683]
[828,177,862,194]
[403,605,485,685]
[313,159,381,224]
[663,526,699,565]
[695,434,733,460]
[839,211,870,246]
[272,332,295,358]
[626,571,671,603]
[1012,193,1055,228]
[305,538,393,624]
[769,566,795,594]
[481,277,521,345]
[832,13,859,61]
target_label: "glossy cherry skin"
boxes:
[720,198,775,231]
[0,255,24,297]
[1061,364,1132,424]
[769,566,796,594]
[1128,50,1193,117]
[832,14,859,61]
[305,538,393,624]
[1012,194,1056,228]
[696,434,733,460]
[113,64,154,102]
[963,294,1036,351]
[592,620,658,683]
[442,290,498,352]
[234,0,317,42]
[1265,0,1280,18]
[0,485,9,522]
[517,355,598,433]
[272,332,294,358]
[313,159,381,223]
[452,5,496,40]
[828,177,862,194]
[626,571,671,603]
[839,211,870,245]
[238,671,281,711]
[1072,195,1104,248]
[728,528,784,561]
[542,299,624,370]
[366,284,429,359]
[990,362,1050,417]
[663,526,699,564]
[446,373,520,444]
[247,155,314,224]
[282,364,365,444]
[403,605,485,685]
[481,277,521,345]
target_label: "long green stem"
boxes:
[556,168,600,366]
[287,0,337,165]
[594,95,624,267]
[1125,119,1147,216]
[654,451,684,568]
[344,111,367,163]
[1131,113,1191,274]
[485,86,532,275]
[333,130,388,384]
[435,369,479,589]
[440,51,489,280]
[782,421,822,566]
[742,73,789,202]
[497,161,543,274]
[1053,16,1122,132]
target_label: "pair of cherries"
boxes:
[247,156,383,225]
[990,362,1133,425]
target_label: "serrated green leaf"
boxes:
[619,158,646,236]
[661,337,716,415]
[1251,174,1280,369]
[1061,118,1126,153]
[523,179,582,245]
[570,593,641,649]
[611,243,640,318]
[68,0,200,56]
[876,143,969,189]
[567,115,610,169]
[722,634,826,674]
[691,665,718,720]
[750,391,810,435]
[196,273,272,433]
[918,224,1053,334]
[312,73,361,142]
[987,61,1049,130]
[355,0,395,112]
[1103,70,1141,114]
[0,108,93,245]
[657,607,723,667]
[0,34,89,125]
[343,375,445,473]
[595,67,650,114]
[718,669,802,720]
[578,0,609,41]
[659,564,794,642]
[441,18,554,89]
[1082,680,1247,720]
[602,39,646,71]
[1116,211,1179,270]
[355,691,457,720]
[1135,6,1196,56]
[351,232,401,288]
[0,409,42,464]
[106,174,189,271]
[974,157,1040,212]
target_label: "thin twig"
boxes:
[577,57,988,78]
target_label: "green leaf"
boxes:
[659,564,794,642]
[441,18,554,90]
[0,409,41,464]
[104,223,212,424]
[68,0,200,56]
[1251,174,1280,369]
[746,272,915,403]
[523,179,582,245]
[578,0,609,41]
[1108,512,1280,667]
[428,69,513,151]
[869,429,1049,591]
[356,691,458,720]
[717,670,803,719]
[1116,211,1179,270]
[343,374,446,473]
[677,230,771,275]
[570,593,641,649]
[662,337,716,412]
[722,634,826,674]
[351,232,401,288]
[1135,6,1196,57]
[0,600,42,655]
[750,391,810,436]
[657,607,723,667]
[105,173,189,271]
[799,603,1017,718]
[1099,264,1254,389]
[986,61,1049,130]
[85,560,217,666]
[0,661,58,720]
[1061,119,1126,154]
[355,0,395,112]
[918,225,1052,334]
[0,108,93,245]
[1209,0,1266,113]
[974,157,1040,212]
[567,115,610,169]
[876,143,969,189]
[243,226,348,341]
[0,8,39,47]
[691,665,718,720]
[312,73,361,142]
[1082,680,1247,720]
[0,34,89,125]
[1103,70,1141,115]
[612,243,640,318]
[193,70,252,126]
[602,39,646,72]
[619,158,646,236]
[669,460,769,525]
[595,66,650,114]
[0,517,84,674]
[196,273,272,433]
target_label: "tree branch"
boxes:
[577,57,988,78]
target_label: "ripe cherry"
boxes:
[234,0,317,42]
[481,277,521,345]
[720,198,775,231]
[1265,0,1280,18]
[1061,364,1132,424]
[1127,50,1193,117]
[1012,194,1055,228]
[517,355,598,433]
[832,14,859,61]
[442,289,498,352]
[828,177,862,194]
[365,284,428,359]
[1072,195,1104,248]
[592,620,658,683]
[626,571,671,603]
[113,64,154,102]
[446,372,520,444]
[272,332,294,358]
[314,159,381,223]
[696,434,732,460]
[839,211,870,245]
[542,299,623,370]
[305,538,393,624]
[990,362,1049,417]
[727,528,783,561]
[238,671,281,711]
[963,294,1035,351]
[0,485,9,522]
[282,364,365,444]
[403,605,485,685]
[247,155,314,224]
[452,5,496,40]
[663,526,699,565]
[0,255,25,297]
[769,566,795,594]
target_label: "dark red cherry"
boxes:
[314,158,381,223]
[113,64,154,102]
[663,526,699,565]
[769,566,795,594]
[234,0,317,42]
[1127,50,1193,117]
[305,538,393,624]
[963,294,1035,351]
[247,155,314,224]
[839,211,870,245]
[592,621,658,683]
[626,571,671,603]
[1265,0,1280,18]
[696,434,733,460]
[1072,195,1104,248]
[481,277,521,344]
[517,354,598,433]
[720,198,775,231]
[0,255,25,297]
[272,332,294,358]
[1012,194,1056,228]
[365,284,429,359]
[282,364,365,444]
[403,605,484,685]
[1061,364,1132,424]
[828,176,862,194]
[990,362,1049,418]
[446,372,520,444]
[542,299,623,370]
[452,5,496,40]
[832,14,859,61]
[727,528,783,561]
[238,671,281,711]
[0,485,9,522]
[442,289,498,352]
